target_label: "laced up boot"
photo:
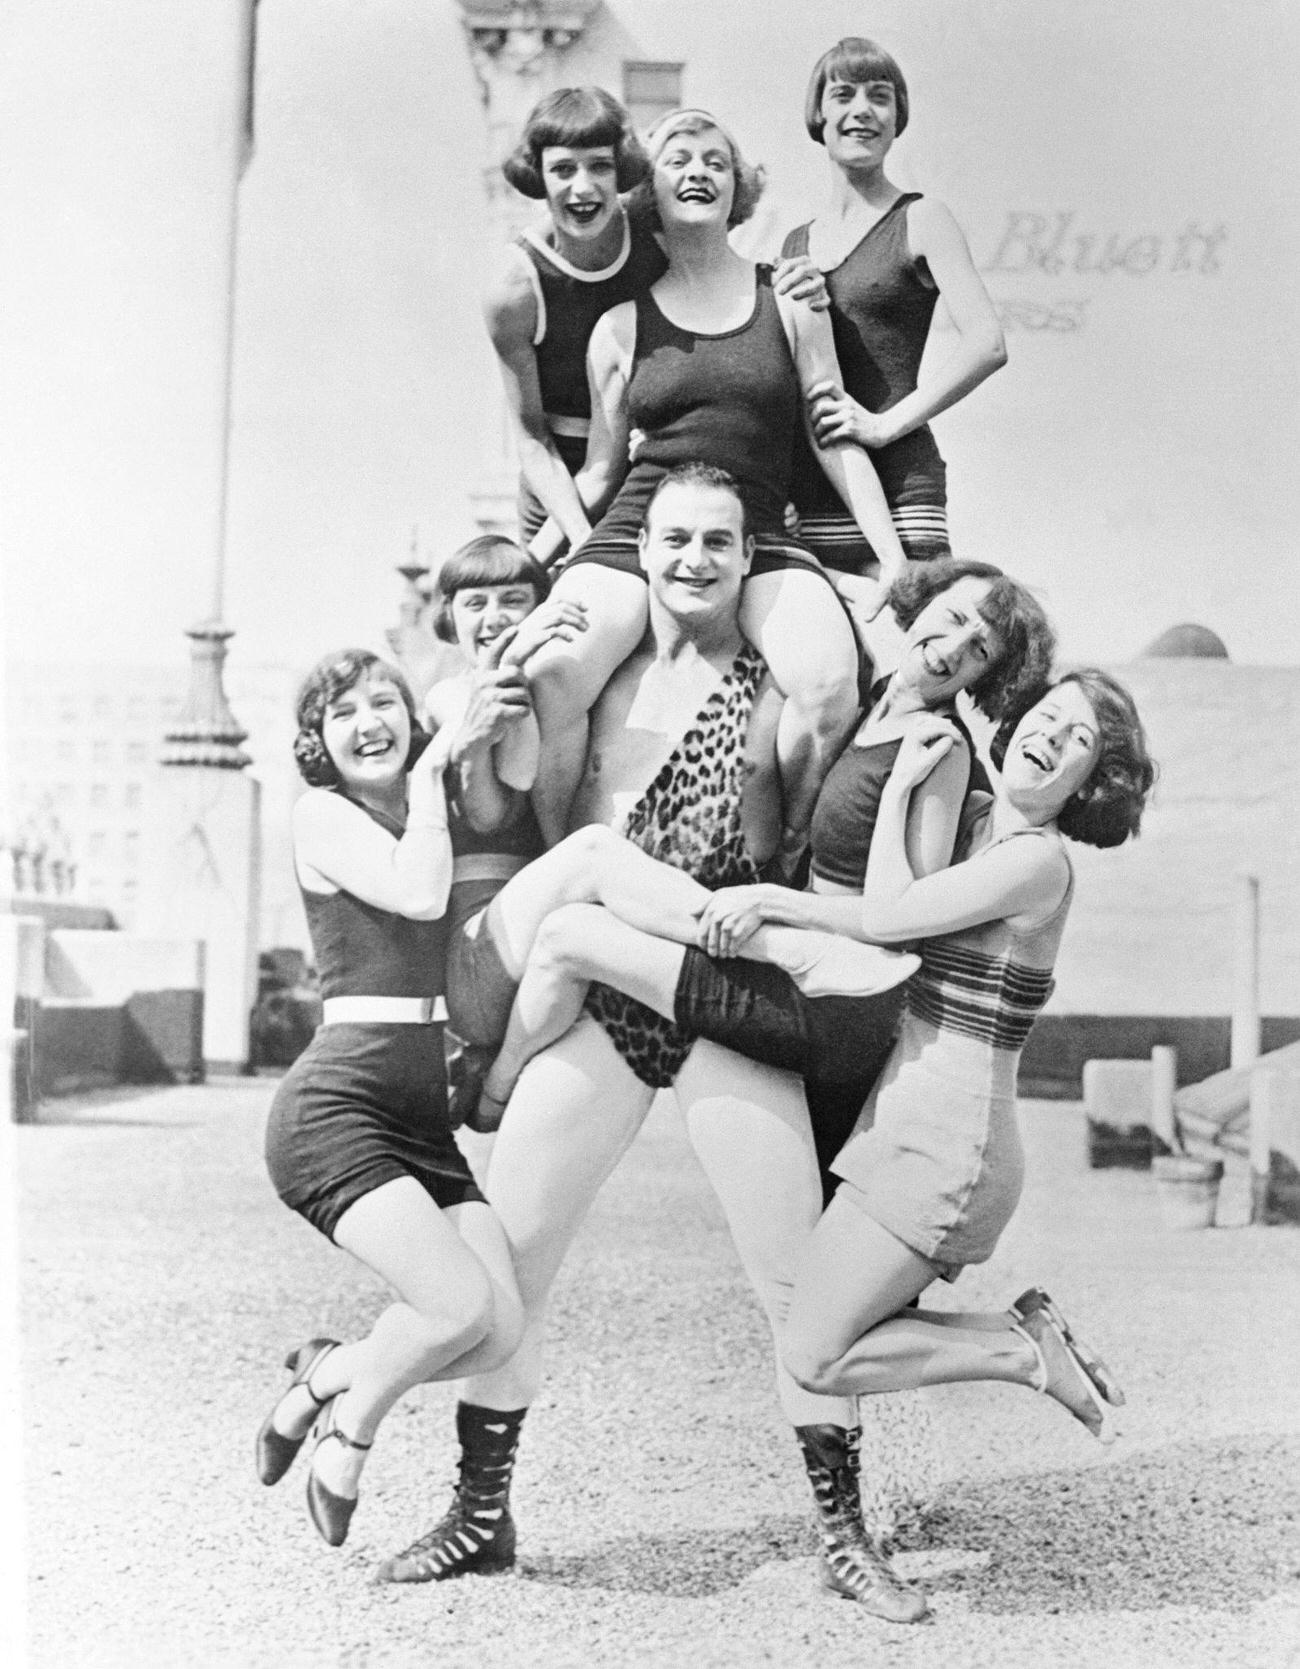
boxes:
[795,1423,929,1623]
[376,1402,524,1583]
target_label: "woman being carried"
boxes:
[485,87,825,557]
[783,36,1007,603]
[525,108,911,846]
[256,651,524,1551]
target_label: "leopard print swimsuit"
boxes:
[585,640,767,1087]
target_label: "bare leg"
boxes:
[462,1017,657,1412]
[784,1196,1040,1400]
[740,568,859,839]
[673,1041,856,1430]
[483,902,687,1112]
[287,1182,524,1501]
[526,565,648,844]
[482,825,712,982]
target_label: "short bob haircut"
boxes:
[990,668,1158,849]
[887,559,1056,724]
[431,535,550,644]
[804,37,910,143]
[643,460,750,540]
[626,109,766,232]
[503,86,650,200]
[293,649,425,789]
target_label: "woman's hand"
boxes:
[889,716,963,791]
[498,600,589,672]
[832,568,900,630]
[772,254,830,312]
[446,634,535,761]
[807,380,897,450]
[695,884,779,959]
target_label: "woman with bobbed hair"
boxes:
[781,36,1007,600]
[488,87,829,564]
[524,107,912,848]
[256,649,524,1552]
[485,87,665,554]
[772,669,1156,1623]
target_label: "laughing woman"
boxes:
[525,108,910,846]
[777,671,1156,1621]
[257,651,523,1550]
[484,87,663,553]
[783,37,1006,600]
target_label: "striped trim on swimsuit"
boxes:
[908,939,1055,1052]
[798,504,951,563]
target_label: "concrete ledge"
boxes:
[35,992,204,1092]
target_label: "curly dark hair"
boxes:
[431,536,549,644]
[626,109,766,232]
[292,649,425,788]
[990,668,1157,849]
[804,37,911,142]
[643,461,749,540]
[502,87,650,200]
[887,559,1056,722]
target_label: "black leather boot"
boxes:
[376,1402,525,1583]
[795,1423,929,1623]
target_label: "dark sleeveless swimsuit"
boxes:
[563,268,829,584]
[515,214,668,541]
[443,777,544,1049]
[673,687,982,1199]
[265,795,482,1240]
[585,641,768,1087]
[782,197,950,572]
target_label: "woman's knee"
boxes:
[410,1264,499,1361]
[470,1288,527,1372]
[530,902,600,975]
[550,824,623,899]
[781,1324,848,1397]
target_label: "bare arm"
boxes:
[777,290,909,604]
[293,761,452,921]
[483,246,594,551]
[809,199,1007,452]
[858,729,1069,943]
[695,728,971,951]
[528,304,635,566]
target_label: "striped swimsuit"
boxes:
[782,197,950,572]
[831,824,1074,1270]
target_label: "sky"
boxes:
[4,0,1299,681]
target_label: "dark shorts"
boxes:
[445,906,519,1049]
[265,1022,482,1242]
[673,948,906,1086]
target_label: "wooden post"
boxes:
[1150,1046,1178,1152]
[1249,1068,1277,1222]
[1231,873,1261,1070]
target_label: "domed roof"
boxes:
[1141,623,1230,660]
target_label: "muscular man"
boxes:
[375,463,921,1622]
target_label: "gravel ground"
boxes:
[12,1078,1300,1668]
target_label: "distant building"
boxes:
[5,658,309,951]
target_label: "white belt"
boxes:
[545,412,591,439]
[321,995,448,1026]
